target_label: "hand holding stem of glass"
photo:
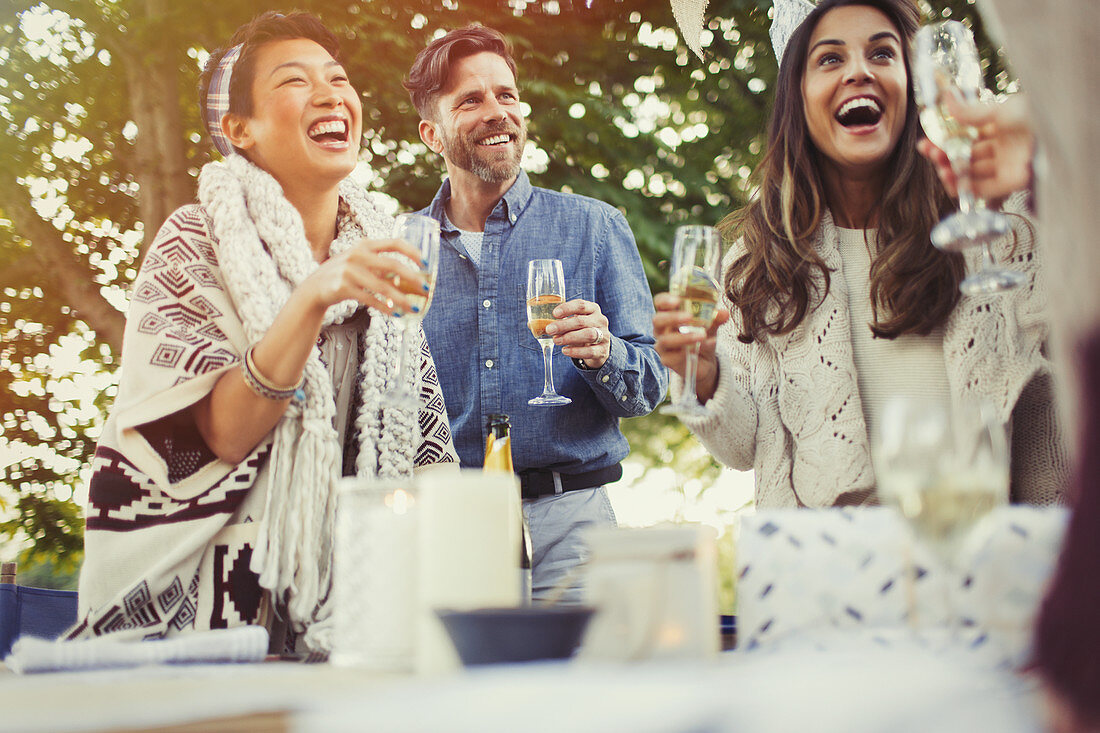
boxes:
[912,21,1023,294]
[661,225,723,417]
[384,213,440,409]
[526,258,571,406]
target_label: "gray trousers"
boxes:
[523,485,617,605]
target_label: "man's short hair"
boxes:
[403,25,518,120]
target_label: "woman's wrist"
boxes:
[695,356,720,404]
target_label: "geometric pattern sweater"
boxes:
[67,205,457,644]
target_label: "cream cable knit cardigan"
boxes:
[681,197,1067,508]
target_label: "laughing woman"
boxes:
[654,0,1066,508]
[68,12,456,653]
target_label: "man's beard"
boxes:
[439,121,526,184]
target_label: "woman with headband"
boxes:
[654,0,1065,508]
[67,11,457,653]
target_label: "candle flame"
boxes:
[387,488,415,515]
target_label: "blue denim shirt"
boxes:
[419,171,668,473]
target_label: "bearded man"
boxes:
[404,25,667,603]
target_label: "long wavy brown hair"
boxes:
[722,0,964,344]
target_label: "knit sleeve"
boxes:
[954,193,1069,504]
[950,192,1049,422]
[413,326,460,468]
[674,315,759,470]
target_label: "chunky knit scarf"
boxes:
[197,155,418,649]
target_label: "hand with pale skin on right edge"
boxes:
[652,292,730,405]
[193,235,428,465]
[917,93,1036,208]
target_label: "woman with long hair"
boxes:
[654,0,1065,508]
[68,11,457,653]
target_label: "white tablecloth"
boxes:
[0,637,1044,733]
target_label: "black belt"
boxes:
[518,464,622,500]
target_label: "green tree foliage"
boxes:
[0,0,1010,566]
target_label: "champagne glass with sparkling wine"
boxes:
[661,225,723,418]
[526,259,572,406]
[384,213,440,409]
[874,396,1009,569]
[912,21,1025,295]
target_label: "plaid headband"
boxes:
[205,44,243,157]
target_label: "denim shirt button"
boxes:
[485,359,494,369]
[601,375,610,383]
[483,299,491,308]
[620,394,628,401]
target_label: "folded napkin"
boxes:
[4,625,268,674]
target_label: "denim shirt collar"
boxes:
[427,169,534,237]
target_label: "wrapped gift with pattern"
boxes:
[736,507,1067,667]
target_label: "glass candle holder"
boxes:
[331,478,420,671]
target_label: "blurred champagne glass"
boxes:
[875,396,1009,629]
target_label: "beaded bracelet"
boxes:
[242,345,305,402]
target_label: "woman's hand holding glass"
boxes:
[653,294,729,406]
[917,94,1035,209]
[301,235,429,317]
[384,214,441,408]
[656,225,725,416]
[912,20,1025,295]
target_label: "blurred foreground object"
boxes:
[580,525,719,661]
[6,625,267,674]
[737,507,1066,667]
[0,561,78,660]
[1033,331,1100,731]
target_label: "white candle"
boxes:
[416,469,521,673]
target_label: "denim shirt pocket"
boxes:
[518,286,585,352]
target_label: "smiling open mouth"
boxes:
[308,118,349,145]
[478,133,514,147]
[835,97,884,127]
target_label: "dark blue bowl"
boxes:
[436,606,596,666]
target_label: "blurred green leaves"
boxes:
[0,0,1008,570]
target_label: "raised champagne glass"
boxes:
[661,225,723,418]
[912,21,1025,295]
[526,258,571,406]
[384,213,440,409]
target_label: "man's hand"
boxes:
[918,94,1035,208]
[546,299,612,370]
[652,292,729,404]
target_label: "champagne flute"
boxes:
[526,258,571,406]
[912,21,1026,295]
[874,396,1009,629]
[384,213,440,409]
[661,225,723,418]
[876,396,1008,562]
